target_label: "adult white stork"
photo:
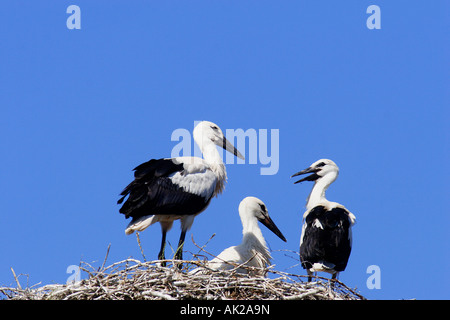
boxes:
[192,197,287,276]
[117,121,244,264]
[291,159,356,281]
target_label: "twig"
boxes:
[10,267,22,290]
[99,243,111,272]
[136,232,146,262]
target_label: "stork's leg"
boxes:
[307,270,313,282]
[330,272,338,289]
[158,221,174,267]
[174,216,194,268]
[173,230,187,270]
[174,229,186,261]
[158,228,167,266]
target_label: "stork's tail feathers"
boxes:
[124,215,156,235]
[117,195,126,205]
[309,262,337,273]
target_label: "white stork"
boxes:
[291,159,356,281]
[117,121,244,263]
[192,197,287,276]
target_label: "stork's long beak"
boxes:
[222,136,245,160]
[291,167,320,184]
[259,215,287,242]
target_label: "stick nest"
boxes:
[1,258,365,300]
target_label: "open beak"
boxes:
[259,215,287,242]
[222,136,245,160]
[291,167,320,184]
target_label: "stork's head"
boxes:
[193,121,245,160]
[239,197,287,242]
[291,159,339,184]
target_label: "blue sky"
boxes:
[0,1,448,300]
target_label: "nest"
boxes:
[0,258,365,300]
[1,237,365,300]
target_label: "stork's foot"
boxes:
[158,252,167,267]
[174,251,182,260]
[174,249,184,269]
[174,233,185,269]
[330,273,338,288]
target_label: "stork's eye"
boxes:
[317,162,326,168]
[259,204,266,212]
[211,125,218,130]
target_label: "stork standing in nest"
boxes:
[118,121,244,264]
[291,159,356,281]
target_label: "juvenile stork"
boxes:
[117,121,244,263]
[192,197,287,276]
[291,159,356,281]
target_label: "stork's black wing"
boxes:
[117,158,211,219]
[300,206,352,272]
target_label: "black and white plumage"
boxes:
[291,159,356,281]
[118,121,244,263]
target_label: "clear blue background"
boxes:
[0,1,448,300]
